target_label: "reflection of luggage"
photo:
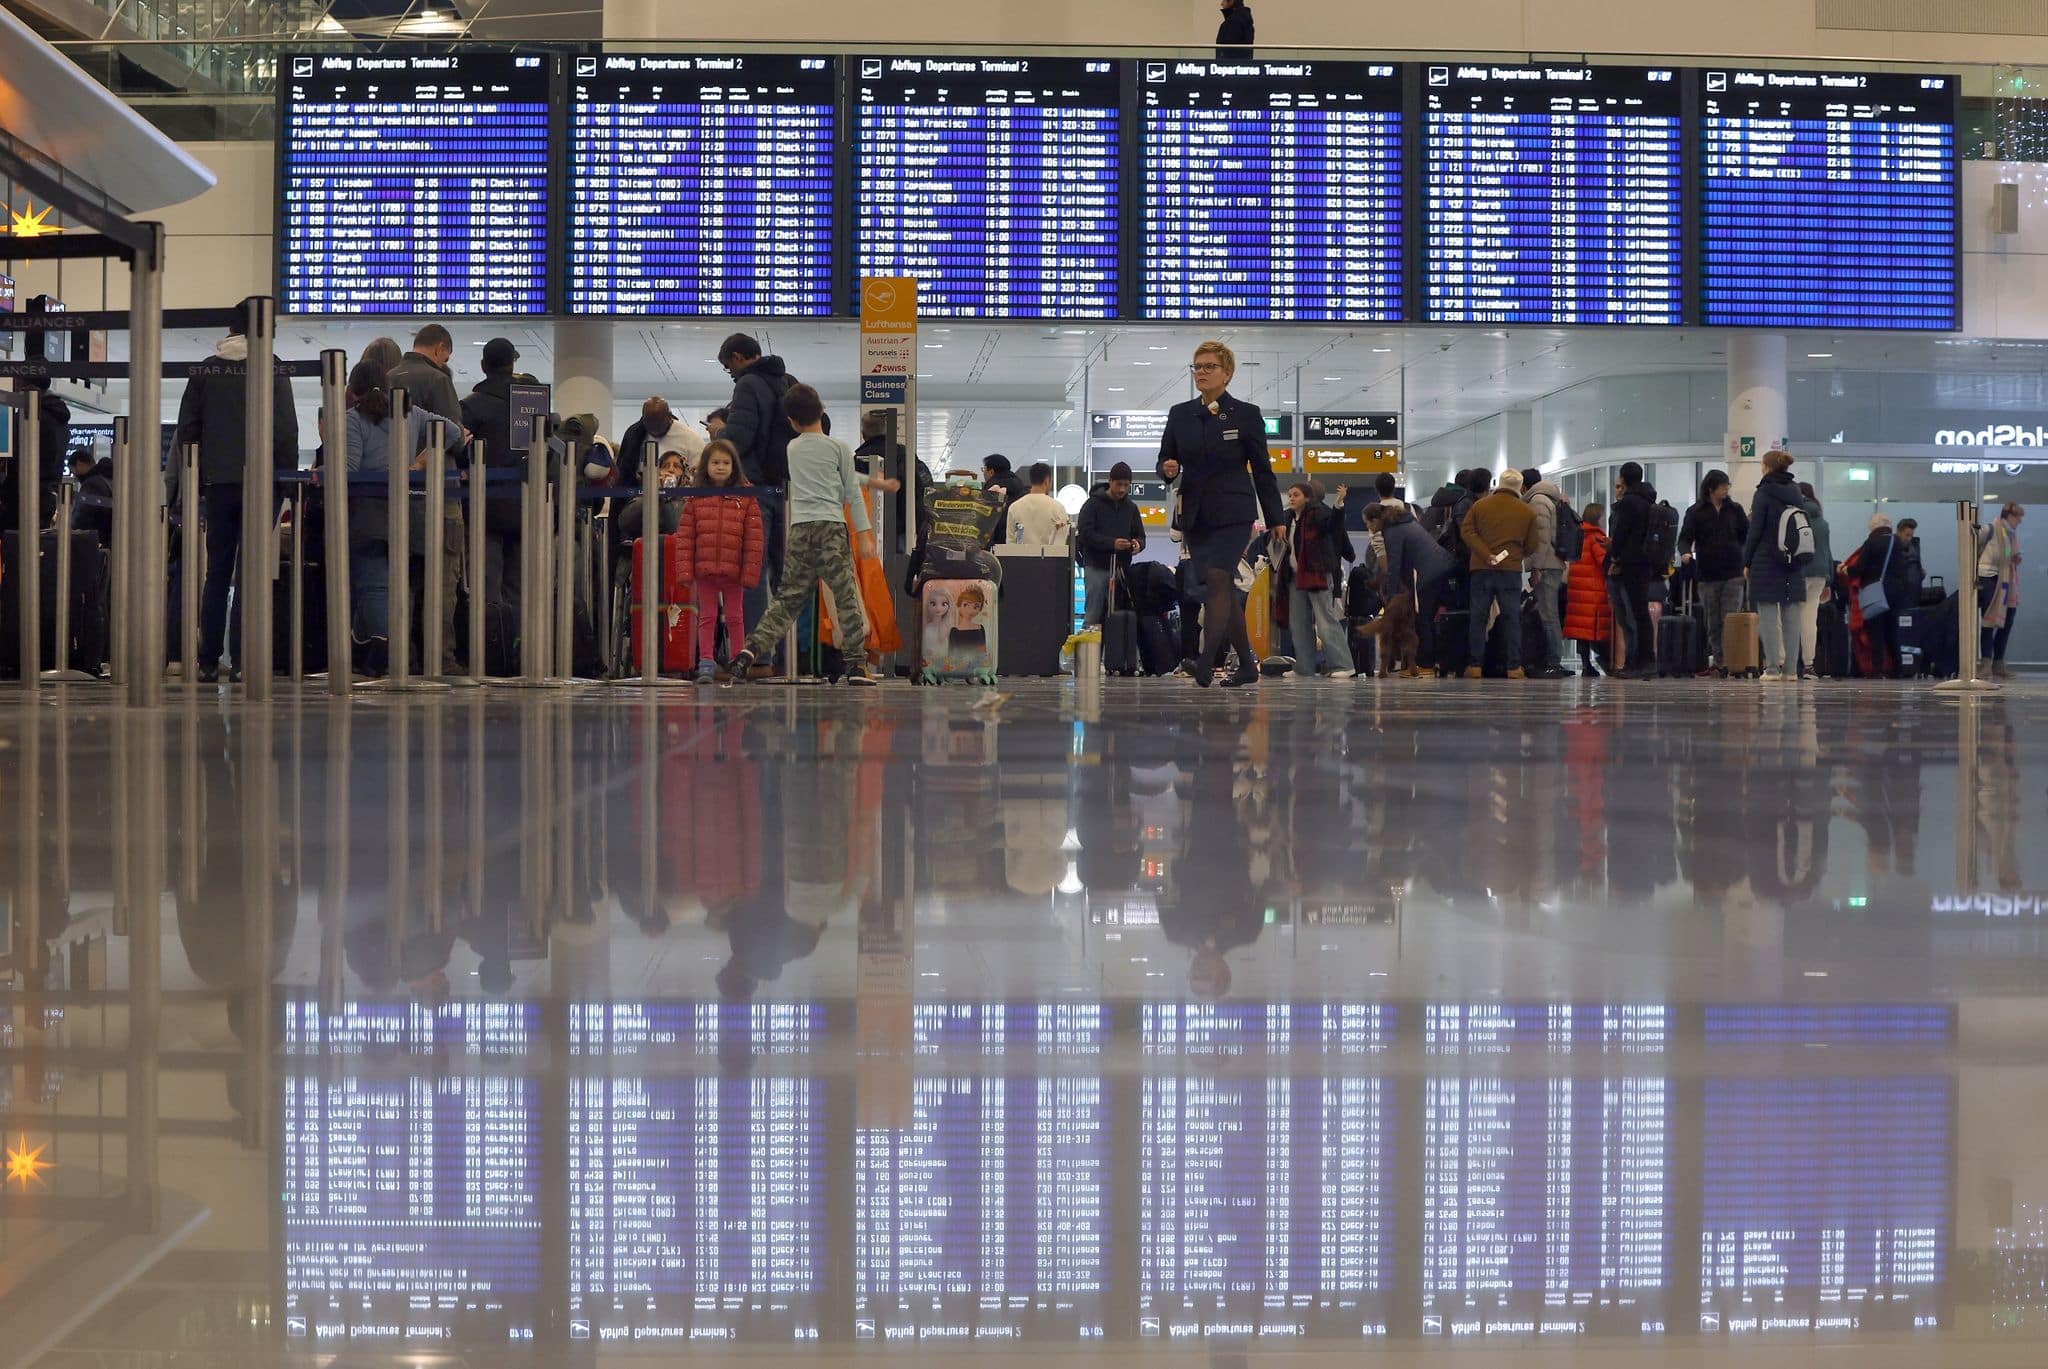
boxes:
[0,528,107,677]
[1137,612,1179,676]
[917,577,998,683]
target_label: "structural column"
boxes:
[1498,407,1535,479]
[553,321,615,434]
[1724,334,1787,506]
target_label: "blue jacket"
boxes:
[1741,470,1808,605]
[345,404,462,547]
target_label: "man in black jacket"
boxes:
[1216,0,1254,58]
[387,324,467,674]
[717,332,810,632]
[0,377,70,537]
[458,337,525,615]
[172,302,300,681]
[1076,462,1145,626]
[1607,461,1660,678]
[1678,469,1750,674]
[981,453,1029,545]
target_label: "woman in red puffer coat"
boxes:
[677,439,765,679]
[1564,501,1615,675]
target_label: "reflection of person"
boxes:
[1156,340,1283,688]
[1158,716,1269,998]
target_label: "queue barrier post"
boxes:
[127,223,168,708]
[318,350,353,696]
[289,475,308,685]
[180,442,202,688]
[466,439,487,682]
[42,480,96,684]
[422,418,449,682]
[108,414,127,686]
[241,295,277,701]
[1936,498,1998,695]
[13,390,41,694]
[379,389,448,696]
[494,434,560,689]
[611,483,688,690]
[555,439,577,682]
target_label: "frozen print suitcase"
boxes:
[917,578,999,685]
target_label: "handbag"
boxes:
[1857,534,1894,617]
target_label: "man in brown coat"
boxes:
[1458,468,1539,679]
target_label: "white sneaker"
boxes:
[1329,669,1357,681]
[1760,669,1786,682]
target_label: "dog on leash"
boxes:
[1356,591,1422,677]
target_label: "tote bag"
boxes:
[1857,535,1894,618]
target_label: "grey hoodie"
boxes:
[1522,479,1568,572]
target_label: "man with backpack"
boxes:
[1520,468,1576,679]
[1678,469,1751,676]
[717,332,813,634]
[1606,462,1663,679]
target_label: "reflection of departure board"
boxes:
[1424,1002,1670,1054]
[569,1074,826,1343]
[855,56,1121,319]
[1700,1076,1950,1334]
[569,54,836,316]
[1140,1072,1395,1340]
[566,1000,824,1055]
[1140,60,1404,322]
[281,1075,543,1346]
[278,52,550,315]
[1703,1003,1952,1048]
[282,999,540,1056]
[856,1076,1108,1342]
[1700,69,1957,329]
[1421,1075,1669,1337]
[1423,64,1682,325]
[912,1001,1106,1054]
[1141,1001,1397,1054]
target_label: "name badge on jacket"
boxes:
[1222,428,1239,442]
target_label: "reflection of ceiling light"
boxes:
[1064,329,1088,335]
[923,343,943,349]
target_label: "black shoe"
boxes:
[726,650,755,684]
[195,664,220,685]
[1189,659,1215,688]
[1538,666,1573,680]
[1220,664,1260,688]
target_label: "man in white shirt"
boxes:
[1006,461,1072,549]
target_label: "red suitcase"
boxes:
[627,536,694,673]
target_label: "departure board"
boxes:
[569,54,836,316]
[1700,68,1957,329]
[1142,60,1405,322]
[1699,1077,1950,1333]
[1424,64,1682,325]
[856,1075,1108,1342]
[855,56,1120,319]
[1140,1072,1396,1339]
[1421,1074,1669,1337]
[279,53,551,315]
[281,1075,543,1346]
[569,1073,827,1343]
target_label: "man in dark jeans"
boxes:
[172,302,299,682]
[1606,461,1660,679]
[717,332,810,643]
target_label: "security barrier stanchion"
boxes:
[466,439,487,683]
[127,223,168,708]
[289,476,308,684]
[241,295,278,701]
[1936,499,1998,695]
[555,439,578,682]
[108,414,127,686]
[317,350,353,695]
[496,435,558,689]
[42,481,96,683]
[777,493,801,682]
[381,389,447,696]
[422,417,450,682]
[13,390,41,694]
[179,443,202,688]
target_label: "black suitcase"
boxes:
[1916,591,1961,678]
[1655,593,1704,677]
[1813,599,1852,678]
[1436,607,1472,675]
[1101,608,1139,675]
[1520,594,1548,670]
[0,528,108,678]
[1136,611,1179,676]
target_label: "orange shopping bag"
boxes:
[819,500,902,655]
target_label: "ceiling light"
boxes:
[1148,345,1168,351]
[923,343,943,349]
[1107,387,1125,392]
[1807,352,1833,359]
[1372,347,1392,353]
[1802,970,1830,978]
[1134,361,1152,367]
[1064,329,1088,335]
[1322,376,1342,381]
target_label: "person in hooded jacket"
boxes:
[1564,501,1614,675]
[1739,448,1808,681]
[172,301,301,682]
[1794,482,1835,680]
[1377,496,1454,669]
[0,376,71,538]
[1215,0,1254,57]
[1520,467,1572,677]
[1678,469,1751,675]
[458,337,526,621]
[1850,511,1913,679]
[718,332,816,640]
[1606,462,1660,678]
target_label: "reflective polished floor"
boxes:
[4,676,2048,1366]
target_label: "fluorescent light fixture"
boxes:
[1107,387,1125,392]
[1845,468,1872,482]
[1148,345,1168,351]
[1807,352,1834,358]
[1372,347,1392,353]
[1322,375,1342,381]
[923,343,943,349]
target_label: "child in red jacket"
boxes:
[677,439,765,682]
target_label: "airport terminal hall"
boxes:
[12,0,2048,1363]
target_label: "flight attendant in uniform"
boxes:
[1156,339,1284,687]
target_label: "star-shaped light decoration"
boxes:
[5,1135,54,1189]
[8,202,60,238]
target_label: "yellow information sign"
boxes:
[1303,446,1400,475]
[859,276,918,333]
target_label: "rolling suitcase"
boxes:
[1723,588,1760,677]
[917,577,998,684]
[1100,566,1139,676]
[1136,611,1179,676]
[627,535,693,673]
[1655,584,1703,677]
[1895,606,1927,676]
[0,528,108,678]
[1436,607,1472,676]
[1814,599,1852,678]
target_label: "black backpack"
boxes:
[1549,493,1584,562]
[1429,494,1471,557]
[740,368,820,486]
[1642,500,1679,573]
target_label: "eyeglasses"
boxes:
[1191,362,1225,373]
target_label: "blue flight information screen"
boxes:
[279,53,550,316]
[855,56,1120,319]
[1700,68,1958,329]
[569,54,836,317]
[1142,60,1405,322]
[1700,1076,1951,1334]
[1424,64,1682,325]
